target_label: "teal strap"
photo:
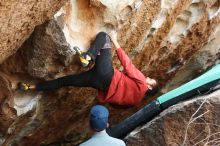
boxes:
[158,64,220,104]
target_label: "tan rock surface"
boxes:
[0,0,67,63]
[0,0,219,145]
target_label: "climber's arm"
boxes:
[109,31,146,80]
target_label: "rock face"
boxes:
[0,0,219,146]
[162,23,220,92]
[0,0,67,64]
[125,89,220,146]
[28,20,74,79]
[0,74,15,145]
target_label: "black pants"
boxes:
[36,32,114,91]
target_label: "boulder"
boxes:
[0,0,219,145]
[27,19,74,79]
[0,0,67,63]
[125,89,220,146]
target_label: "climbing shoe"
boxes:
[73,46,90,67]
[17,82,30,91]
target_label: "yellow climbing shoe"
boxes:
[73,46,90,67]
[17,82,30,91]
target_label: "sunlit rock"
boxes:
[0,0,219,145]
[0,0,67,64]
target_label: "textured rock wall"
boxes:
[0,0,67,64]
[125,89,220,146]
[0,0,219,145]
[162,23,220,92]
[0,74,15,144]
[27,20,74,79]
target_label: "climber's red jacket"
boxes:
[98,48,148,106]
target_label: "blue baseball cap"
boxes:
[90,105,109,131]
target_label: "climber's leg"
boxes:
[18,32,113,92]
[89,34,113,90]
[86,32,112,61]
[73,32,112,68]
[35,70,95,91]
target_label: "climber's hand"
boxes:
[109,30,117,42]
[109,30,120,49]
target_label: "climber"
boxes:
[79,105,126,146]
[17,31,158,106]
